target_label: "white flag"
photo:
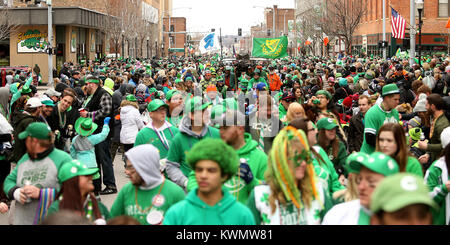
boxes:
[199,32,220,54]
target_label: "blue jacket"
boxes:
[70,125,110,168]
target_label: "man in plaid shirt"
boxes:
[80,75,117,195]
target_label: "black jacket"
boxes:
[348,111,364,153]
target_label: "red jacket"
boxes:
[267,73,281,91]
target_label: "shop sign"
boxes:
[17,29,48,53]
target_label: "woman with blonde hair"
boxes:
[247,126,332,225]
[284,102,305,124]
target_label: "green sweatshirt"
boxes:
[163,187,255,225]
[166,126,220,177]
[134,123,180,159]
[247,77,268,91]
[110,179,185,225]
[425,158,449,225]
[405,156,424,177]
[186,133,267,204]
[312,146,345,197]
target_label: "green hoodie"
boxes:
[187,133,267,204]
[163,187,255,225]
[134,123,180,159]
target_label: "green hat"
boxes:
[147,99,168,112]
[21,85,32,94]
[184,96,211,113]
[86,78,100,84]
[335,73,342,78]
[126,94,137,102]
[186,138,239,181]
[185,77,193,82]
[315,90,332,100]
[254,68,261,74]
[345,152,370,174]
[409,127,422,141]
[370,173,438,213]
[349,152,399,176]
[317,117,338,130]
[41,98,55,107]
[364,71,374,80]
[175,78,183,84]
[58,160,99,183]
[166,89,180,101]
[18,122,52,140]
[75,117,98,137]
[382,84,400,97]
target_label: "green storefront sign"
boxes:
[169,48,185,52]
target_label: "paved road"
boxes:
[0,119,130,225]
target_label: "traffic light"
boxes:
[267,29,271,37]
[211,28,215,32]
[238,28,242,36]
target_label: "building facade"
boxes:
[352,0,449,57]
[163,16,186,57]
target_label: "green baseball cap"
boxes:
[185,77,193,82]
[185,96,211,113]
[315,90,332,100]
[335,73,343,78]
[345,152,370,174]
[41,98,55,107]
[382,84,400,97]
[126,94,137,102]
[58,160,99,183]
[175,78,183,84]
[18,122,52,140]
[317,117,338,130]
[86,78,100,84]
[166,89,181,101]
[370,173,438,213]
[349,152,399,176]
[147,99,168,112]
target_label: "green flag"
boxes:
[252,36,288,59]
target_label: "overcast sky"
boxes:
[171,0,295,36]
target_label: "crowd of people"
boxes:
[0,52,449,225]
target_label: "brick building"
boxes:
[163,17,186,57]
[352,0,449,57]
[3,0,169,83]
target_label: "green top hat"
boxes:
[185,96,211,113]
[349,152,399,176]
[126,94,137,102]
[18,122,52,140]
[21,85,32,94]
[317,117,338,130]
[75,117,98,137]
[58,160,99,183]
[147,99,168,112]
[370,173,438,213]
[382,84,400,97]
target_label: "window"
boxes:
[439,0,449,17]
[170,25,175,32]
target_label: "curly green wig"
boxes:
[186,138,239,181]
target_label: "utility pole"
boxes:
[47,0,53,88]
[220,28,223,60]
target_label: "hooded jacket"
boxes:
[110,144,185,225]
[163,187,255,225]
[425,157,449,225]
[103,78,114,95]
[10,112,41,163]
[112,84,127,112]
[134,120,179,159]
[165,116,220,187]
[119,101,144,144]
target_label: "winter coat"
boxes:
[348,111,365,153]
[119,102,144,144]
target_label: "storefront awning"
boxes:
[9,7,108,29]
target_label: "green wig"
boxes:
[186,138,239,181]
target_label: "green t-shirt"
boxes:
[134,125,180,159]
[110,179,185,225]
[406,156,424,177]
[361,103,399,154]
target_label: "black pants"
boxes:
[0,158,11,201]
[94,138,116,192]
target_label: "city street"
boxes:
[0,153,129,225]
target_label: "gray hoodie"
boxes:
[124,144,163,189]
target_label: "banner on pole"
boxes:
[252,36,288,59]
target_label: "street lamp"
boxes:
[416,0,424,68]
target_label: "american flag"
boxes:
[391,7,406,39]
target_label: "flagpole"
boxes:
[220,28,223,60]
[382,0,386,60]
[410,0,416,65]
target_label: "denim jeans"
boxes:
[94,138,116,189]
